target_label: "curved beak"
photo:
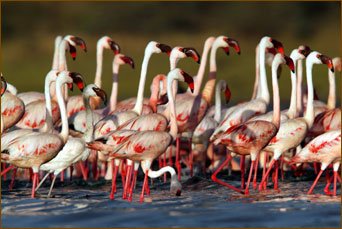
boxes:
[109,40,120,55]
[319,54,334,72]
[266,47,277,56]
[183,47,201,64]
[157,93,169,105]
[1,76,7,96]
[157,43,172,56]
[93,87,108,106]
[71,36,87,52]
[224,85,231,104]
[120,56,135,69]
[180,70,194,93]
[270,38,284,54]
[69,72,84,92]
[68,83,73,91]
[227,38,241,55]
[298,45,311,57]
[68,43,77,61]
[284,56,295,73]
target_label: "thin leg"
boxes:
[189,138,193,177]
[169,147,173,167]
[313,162,318,174]
[1,164,14,177]
[337,173,341,183]
[324,170,333,195]
[176,137,181,180]
[9,168,17,190]
[123,165,132,199]
[145,178,150,195]
[47,175,58,198]
[333,171,337,196]
[280,154,284,181]
[128,170,138,201]
[31,172,38,198]
[92,151,98,180]
[158,157,162,170]
[79,162,88,181]
[29,169,33,183]
[61,170,64,182]
[259,159,276,191]
[262,152,267,189]
[120,160,126,188]
[245,160,255,194]
[308,169,324,195]
[70,166,73,181]
[110,162,118,200]
[211,155,243,194]
[35,172,51,192]
[140,170,149,202]
[240,155,245,189]
[163,151,167,182]
[253,153,259,189]
[3,163,7,180]
[274,160,279,191]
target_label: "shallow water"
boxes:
[1,169,341,228]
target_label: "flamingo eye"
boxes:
[178,48,182,51]
[68,72,72,76]
[269,38,272,42]
[156,43,160,47]
[316,54,320,58]
[181,70,184,74]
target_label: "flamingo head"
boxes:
[68,71,85,92]
[170,174,182,196]
[298,45,311,57]
[216,36,240,55]
[99,36,120,54]
[333,57,341,72]
[224,84,231,104]
[86,84,108,106]
[180,70,194,93]
[182,47,201,64]
[64,35,87,60]
[149,41,171,56]
[270,38,284,54]
[1,75,7,96]
[115,54,135,69]
[284,55,295,73]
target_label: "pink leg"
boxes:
[1,164,14,177]
[280,155,284,181]
[128,170,138,201]
[70,166,73,181]
[9,168,17,190]
[140,170,149,202]
[189,138,193,177]
[245,160,255,194]
[158,157,162,170]
[240,155,245,189]
[211,155,243,194]
[110,162,119,200]
[79,162,88,181]
[274,160,279,191]
[61,170,64,182]
[262,152,267,189]
[337,173,341,183]
[145,178,150,195]
[176,137,181,180]
[31,172,38,198]
[120,160,126,188]
[92,151,98,180]
[313,162,318,174]
[259,159,276,191]
[333,171,337,196]
[2,163,7,180]
[169,147,173,167]
[163,152,167,182]
[123,164,132,199]
[308,169,324,195]
[253,154,260,189]
[281,157,297,170]
[324,170,333,195]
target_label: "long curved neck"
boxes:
[327,68,336,109]
[287,60,297,119]
[271,61,281,129]
[83,94,94,142]
[141,161,176,178]
[94,43,104,87]
[194,37,214,96]
[58,40,68,71]
[168,76,178,140]
[296,59,304,117]
[149,75,164,113]
[201,43,218,105]
[56,79,69,143]
[251,44,260,100]
[109,62,119,111]
[41,76,54,133]
[256,42,270,104]
[214,82,223,122]
[170,57,179,98]
[133,50,152,115]
[304,61,315,128]
[52,37,61,70]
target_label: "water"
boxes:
[1,170,341,228]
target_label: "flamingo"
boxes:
[308,57,341,137]
[1,71,84,198]
[290,130,341,196]
[211,53,294,195]
[257,51,333,191]
[36,84,107,197]
[87,68,193,201]
[1,76,8,134]
[17,36,63,105]
[66,36,120,118]
[15,35,87,129]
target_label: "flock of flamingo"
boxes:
[1,35,341,202]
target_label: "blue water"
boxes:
[1,171,341,228]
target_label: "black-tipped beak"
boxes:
[183,47,201,64]
[120,56,135,69]
[284,56,295,73]
[69,72,84,92]
[109,40,120,55]
[227,38,241,55]
[157,43,172,56]
[93,87,108,106]
[71,36,87,52]
[270,38,284,54]
[68,43,77,61]
[180,70,194,93]
[318,54,334,73]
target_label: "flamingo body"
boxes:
[17,92,45,105]
[309,108,341,137]
[1,91,25,131]
[68,110,104,133]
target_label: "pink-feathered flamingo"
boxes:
[291,130,341,196]
[66,36,120,118]
[1,71,84,198]
[258,51,334,191]
[15,35,87,129]
[211,53,294,195]
[36,84,107,197]
[88,68,193,201]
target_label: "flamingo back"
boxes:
[68,110,104,133]
[309,108,341,137]
[1,92,25,130]
[117,113,168,131]
[17,91,45,105]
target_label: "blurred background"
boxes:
[1,1,341,107]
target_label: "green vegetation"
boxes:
[1,1,341,107]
